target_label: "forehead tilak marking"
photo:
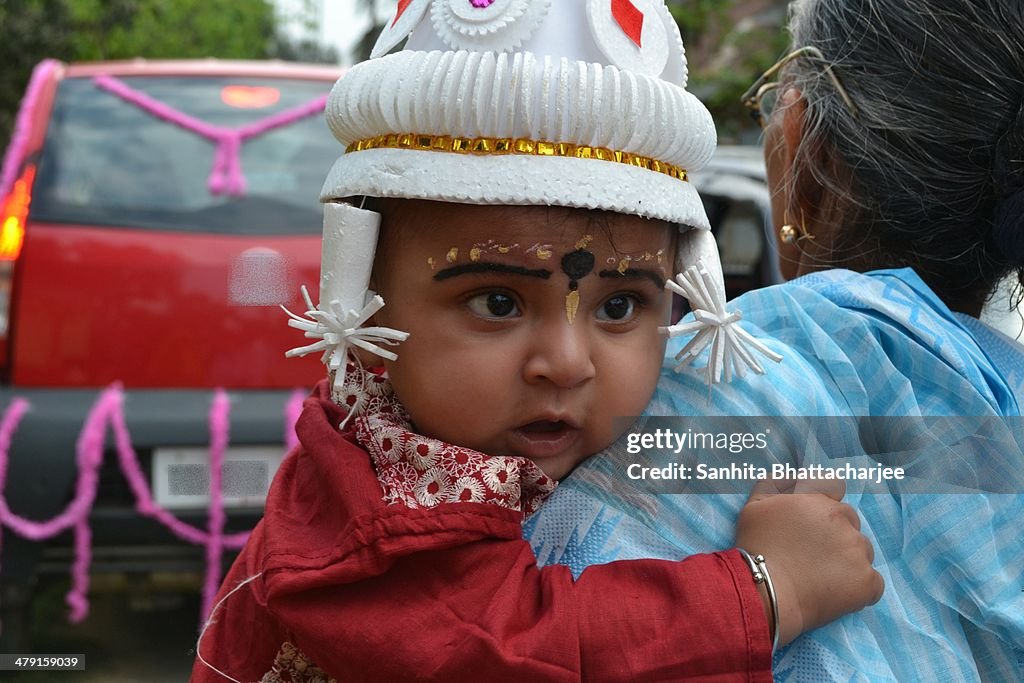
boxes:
[526,243,553,260]
[606,248,666,273]
[561,250,596,287]
[472,240,519,255]
[433,240,662,274]
[561,235,596,324]
[438,240,557,262]
[438,241,523,265]
[444,240,522,263]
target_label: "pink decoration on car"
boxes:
[202,390,229,626]
[285,389,305,451]
[93,75,328,197]
[611,0,645,48]
[0,385,303,631]
[0,59,60,201]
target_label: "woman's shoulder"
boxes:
[740,268,944,324]
[658,268,1017,417]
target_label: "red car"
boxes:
[0,59,341,648]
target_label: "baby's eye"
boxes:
[467,292,520,319]
[597,295,638,322]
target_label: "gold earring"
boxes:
[779,212,814,244]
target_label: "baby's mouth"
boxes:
[520,420,569,433]
[508,419,581,459]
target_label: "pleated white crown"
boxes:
[320,0,717,229]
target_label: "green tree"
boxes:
[667,0,789,142]
[353,0,384,62]
[0,0,75,149]
[62,0,275,60]
[269,0,339,63]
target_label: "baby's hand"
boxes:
[735,476,884,647]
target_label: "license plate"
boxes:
[152,445,286,510]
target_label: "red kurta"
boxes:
[191,381,772,682]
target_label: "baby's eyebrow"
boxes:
[434,262,553,281]
[599,268,666,289]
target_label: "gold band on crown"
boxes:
[345,133,689,183]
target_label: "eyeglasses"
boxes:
[741,46,858,129]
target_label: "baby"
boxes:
[192,1,882,680]
[367,199,673,482]
[191,199,880,682]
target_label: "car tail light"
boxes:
[221,85,280,109]
[0,163,35,365]
[0,164,35,261]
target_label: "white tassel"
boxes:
[659,260,782,385]
[282,285,409,394]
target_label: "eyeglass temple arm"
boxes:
[740,45,859,119]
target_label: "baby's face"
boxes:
[371,200,674,479]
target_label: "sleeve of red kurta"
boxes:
[273,522,771,681]
[254,387,773,682]
[189,521,289,683]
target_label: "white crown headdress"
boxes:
[325,0,712,227]
[287,0,781,389]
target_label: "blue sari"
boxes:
[525,269,1024,682]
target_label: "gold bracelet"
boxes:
[737,548,780,653]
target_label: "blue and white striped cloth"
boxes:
[525,269,1024,682]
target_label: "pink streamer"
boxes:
[93,75,328,197]
[65,391,112,622]
[0,59,61,200]
[0,391,109,541]
[68,519,91,622]
[202,391,229,625]
[285,389,305,451]
[0,398,31,578]
[0,385,306,625]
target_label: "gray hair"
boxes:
[783,0,1024,311]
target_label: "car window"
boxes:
[715,200,765,274]
[30,76,339,235]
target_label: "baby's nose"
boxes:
[521,319,596,390]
